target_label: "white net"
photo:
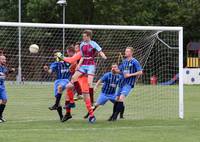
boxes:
[0,23,182,120]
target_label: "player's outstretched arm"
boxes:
[124,70,143,78]
[43,65,52,74]
[94,79,102,92]
[7,68,15,74]
[63,52,81,64]
[75,57,84,71]
[99,51,107,60]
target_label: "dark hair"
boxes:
[83,30,93,38]
[112,63,118,66]
[66,44,75,53]
[75,41,81,46]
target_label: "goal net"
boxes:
[0,22,183,120]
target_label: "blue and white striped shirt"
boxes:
[119,58,142,88]
[101,72,121,95]
[50,62,72,80]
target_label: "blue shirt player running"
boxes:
[83,63,121,119]
[112,47,143,121]
[0,54,15,123]
[44,51,72,120]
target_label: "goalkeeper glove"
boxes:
[55,52,64,62]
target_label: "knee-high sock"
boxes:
[0,104,6,118]
[55,93,62,106]
[85,98,94,117]
[65,100,71,114]
[89,88,94,104]
[113,102,124,119]
[57,106,63,120]
[74,81,82,95]
[67,89,74,103]
[111,102,118,117]
[120,104,125,117]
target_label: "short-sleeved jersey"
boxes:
[0,66,7,87]
[100,72,121,95]
[50,62,72,80]
[119,58,142,88]
[80,40,102,65]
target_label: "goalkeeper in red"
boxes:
[111,47,143,121]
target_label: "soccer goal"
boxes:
[0,22,183,120]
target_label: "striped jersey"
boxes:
[80,40,102,65]
[100,72,121,95]
[50,62,72,80]
[119,58,142,88]
[0,66,7,87]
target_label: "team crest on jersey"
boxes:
[110,84,116,88]
[61,69,69,73]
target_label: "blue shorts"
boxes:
[0,87,7,101]
[54,79,69,97]
[96,93,116,105]
[78,65,95,75]
[116,84,133,97]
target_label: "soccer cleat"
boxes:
[0,117,6,123]
[61,114,72,122]
[83,113,89,119]
[107,116,114,121]
[48,104,59,110]
[120,115,124,119]
[88,116,96,124]
[112,112,120,121]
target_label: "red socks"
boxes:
[65,100,71,114]
[89,88,94,104]
[85,98,94,117]
[67,89,74,103]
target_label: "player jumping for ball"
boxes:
[111,47,143,121]
[0,54,15,123]
[56,30,107,123]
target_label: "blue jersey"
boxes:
[50,62,72,80]
[100,72,121,95]
[119,58,142,88]
[0,66,7,87]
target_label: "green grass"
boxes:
[0,85,200,142]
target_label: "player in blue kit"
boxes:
[0,54,15,123]
[84,63,121,120]
[111,47,143,121]
[43,50,72,121]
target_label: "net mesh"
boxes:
[0,25,179,120]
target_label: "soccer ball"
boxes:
[29,44,39,53]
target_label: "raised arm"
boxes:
[43,65,53,74]
[99,51,107,60]
[63,52,82,64]
[94,79,102,92]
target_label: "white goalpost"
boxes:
[0,22,183,119]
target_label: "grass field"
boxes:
[0,85,200,142]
